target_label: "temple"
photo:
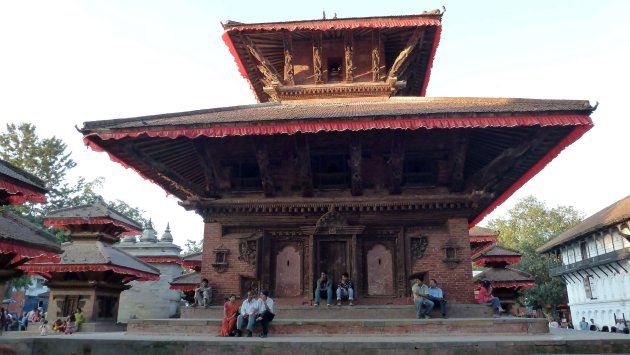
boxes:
[79,11,595,305]
[20,204,160,330]
[0,159,61,298]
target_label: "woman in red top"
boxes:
[220,294,240,336]
[477,280,501,317]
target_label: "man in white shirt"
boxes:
[235,291,261,337]
[255,290,275,338]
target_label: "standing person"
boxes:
[255,290,275,338]
[314,271,333,307]
[411,277,434,319]
[476,280,501,317]
[39,320,50,336]
[74,308,84,330]
[579,317,589,331]
[193,278,212,307]
[235,291,261,337]
[336,272,354,306]
[427,279,447,318]
[19,312,29,331]
[64,314,76,334]
[220,294,240,337]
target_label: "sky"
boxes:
[1,0,629,248]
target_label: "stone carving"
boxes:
[238,239,258,270]
[316,210,348,228]
[410,236,429,262]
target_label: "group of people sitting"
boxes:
[578,317,629,333]
[220,290,275,338]
[0,307,83,335]
[313,271,354,307]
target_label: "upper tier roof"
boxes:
[44,203,143,236]
[221,12,443,102]
[0,211,61,257]
[0,159,48,205]
[538,194,630,253]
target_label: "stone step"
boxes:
[181,303,492,319]
[127,317,548,336]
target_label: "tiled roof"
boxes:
[538,195,630,253]
[171,270,201,285]
[472,244,522,260]
[0,159,47,191]
[82,97,595,132]
[473,267,534,282]
[182,252,202,262]
[45,203,142,231]
[0,211,60,253]
[469,226,498,237]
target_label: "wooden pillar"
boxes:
[283,31,294,86]
[312,32,323,84]
[351,233,359,298]
[371,29,380,82]
[307,233,315,302]
[344,30,353,82]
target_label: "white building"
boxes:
[539,196,630,330]
[115,221,182,322]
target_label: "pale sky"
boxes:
[1,0,628,247]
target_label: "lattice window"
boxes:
[583,275,597,300]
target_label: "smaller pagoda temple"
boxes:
[20,204,160,331]
[472,244,535,314]
[469,226,498,256]
[0,159,61,297]
[116,221,182,322]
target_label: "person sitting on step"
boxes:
[235,291,261,337]
[255,290,275,338]
[192,278,212,307]
[411,276,434,319]
[336,272,354,306]
[314,271,333,307]
[476,280,503,317]
[427,278,447,318]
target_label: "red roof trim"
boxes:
[0,180,47,204]
[224,17,442,33]
[469,124,593,227]
[420,25,441,96]
[137,256,182,265]
[169,284,196,291]
[182,260,201,270]
[44,218,141,236]
[473,256,522,266]
[221,31,261,102]
[474,281,536,289]
[0,241,59,262]
[20,264,159,281]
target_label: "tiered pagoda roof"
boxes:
[469,226,498,255]
[21,204,160,282]
[169,270,201,292]
[0,159,47,205]
[472,244,535,290]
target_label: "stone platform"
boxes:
[181,304,492,319]
[1,329,630,355]
[128,317,548,336]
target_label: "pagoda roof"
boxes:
[44,203,143,236]
[221,13,443,102]
[538,195,630,253]
[469,226,498,237]
[472,244,523,266]
[0,211,61,260]
[170,270,200,291]
[182,251,202,270]
[0,159,48,205]
[81,97,594,225]
[21,240,160,281]
[473,267,535,289]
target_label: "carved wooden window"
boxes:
[212,245,230,273]
[580,242,588,261]
[311,153,349,188]
[62,296,81,318]
[445,247,456,260]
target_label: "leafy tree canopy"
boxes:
[183,239,203,255]
[486,195,584,312]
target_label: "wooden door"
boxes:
[317,240,348,286]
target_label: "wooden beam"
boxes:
[450,131,468,192]
[386,28,424,85]
[122,143,205,198]
[294,135,314,197]
[254,141,276,197]
[241,34,282,87]
[387,134,405,194]
[312,32,323,84]
[464,128,550,193]
[193,139,231,191]
[349,137,362,196]
[344,30,354,83]
[371,29,381,82]
[283,31,295,86]
[192,140,218,197]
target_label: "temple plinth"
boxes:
[20,204,160,330]
[80,11,594,306]
[0,159,61,298]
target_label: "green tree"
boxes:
[183,239,203,255]
[486,196,584,317]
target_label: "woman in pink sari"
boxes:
[220,294,240,336]
[477,280,502,317]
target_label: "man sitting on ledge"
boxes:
[192,278,212,307]
[336,272,354,306]
[411,276,434,319]
[427,279,447,318]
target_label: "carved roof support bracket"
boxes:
[386,27,424,90]
[312,32,323,84]
[254,140,276,197]
[344,29,354,83]
[387,134,405,195]
[192,139,218,197]
[349,137,362,196]
[450,131,468,192]
[241,34,282,100]
[193,139,231,191]
[371,29,381,82]
[283,31,295,86]
[294,134,314,197]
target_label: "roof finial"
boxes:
[333,13,337,19]
[161,222,173,243]
[322,11,326,20]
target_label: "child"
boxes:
[39,320,50,336]
[64,314,76,334]
[52,319,64,333]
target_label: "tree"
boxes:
[184,239,203,255]
[486,195,584,316]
